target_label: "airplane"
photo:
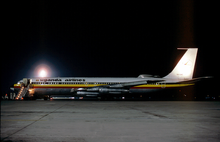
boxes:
[11,48,210,100]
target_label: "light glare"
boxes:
[39,70,47,77]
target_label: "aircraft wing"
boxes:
[104,79,166,88]
[107,80,148,88]
[77,79,165,93]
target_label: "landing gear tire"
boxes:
[97,97,101,100]
[44,97,49,100]
[98,97,108,101]
[43,95,50,100]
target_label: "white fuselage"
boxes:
[13,48,200,99]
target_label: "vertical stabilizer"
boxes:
[164,48,198,80]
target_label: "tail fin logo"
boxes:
[183,60,190,65]
[179,59,192,76]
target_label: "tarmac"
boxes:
[1,100,220,142]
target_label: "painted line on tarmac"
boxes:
[1,119,46,121]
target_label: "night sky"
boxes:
[2,1,218,94]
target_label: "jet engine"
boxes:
[76,87,130,96]
[99,88,129,94]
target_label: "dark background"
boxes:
[2,1,218,98]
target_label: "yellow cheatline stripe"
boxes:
[14,83,194,88]
[32,84,97,88]
[14,84,21,87]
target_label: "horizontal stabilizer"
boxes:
[177,76,212,84]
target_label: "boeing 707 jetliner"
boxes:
[12,48,210,100]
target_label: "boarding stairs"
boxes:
[15,84,30,100]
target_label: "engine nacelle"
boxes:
[99,88,129,94]
[76,91,99,96]
[76,88,129,96]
